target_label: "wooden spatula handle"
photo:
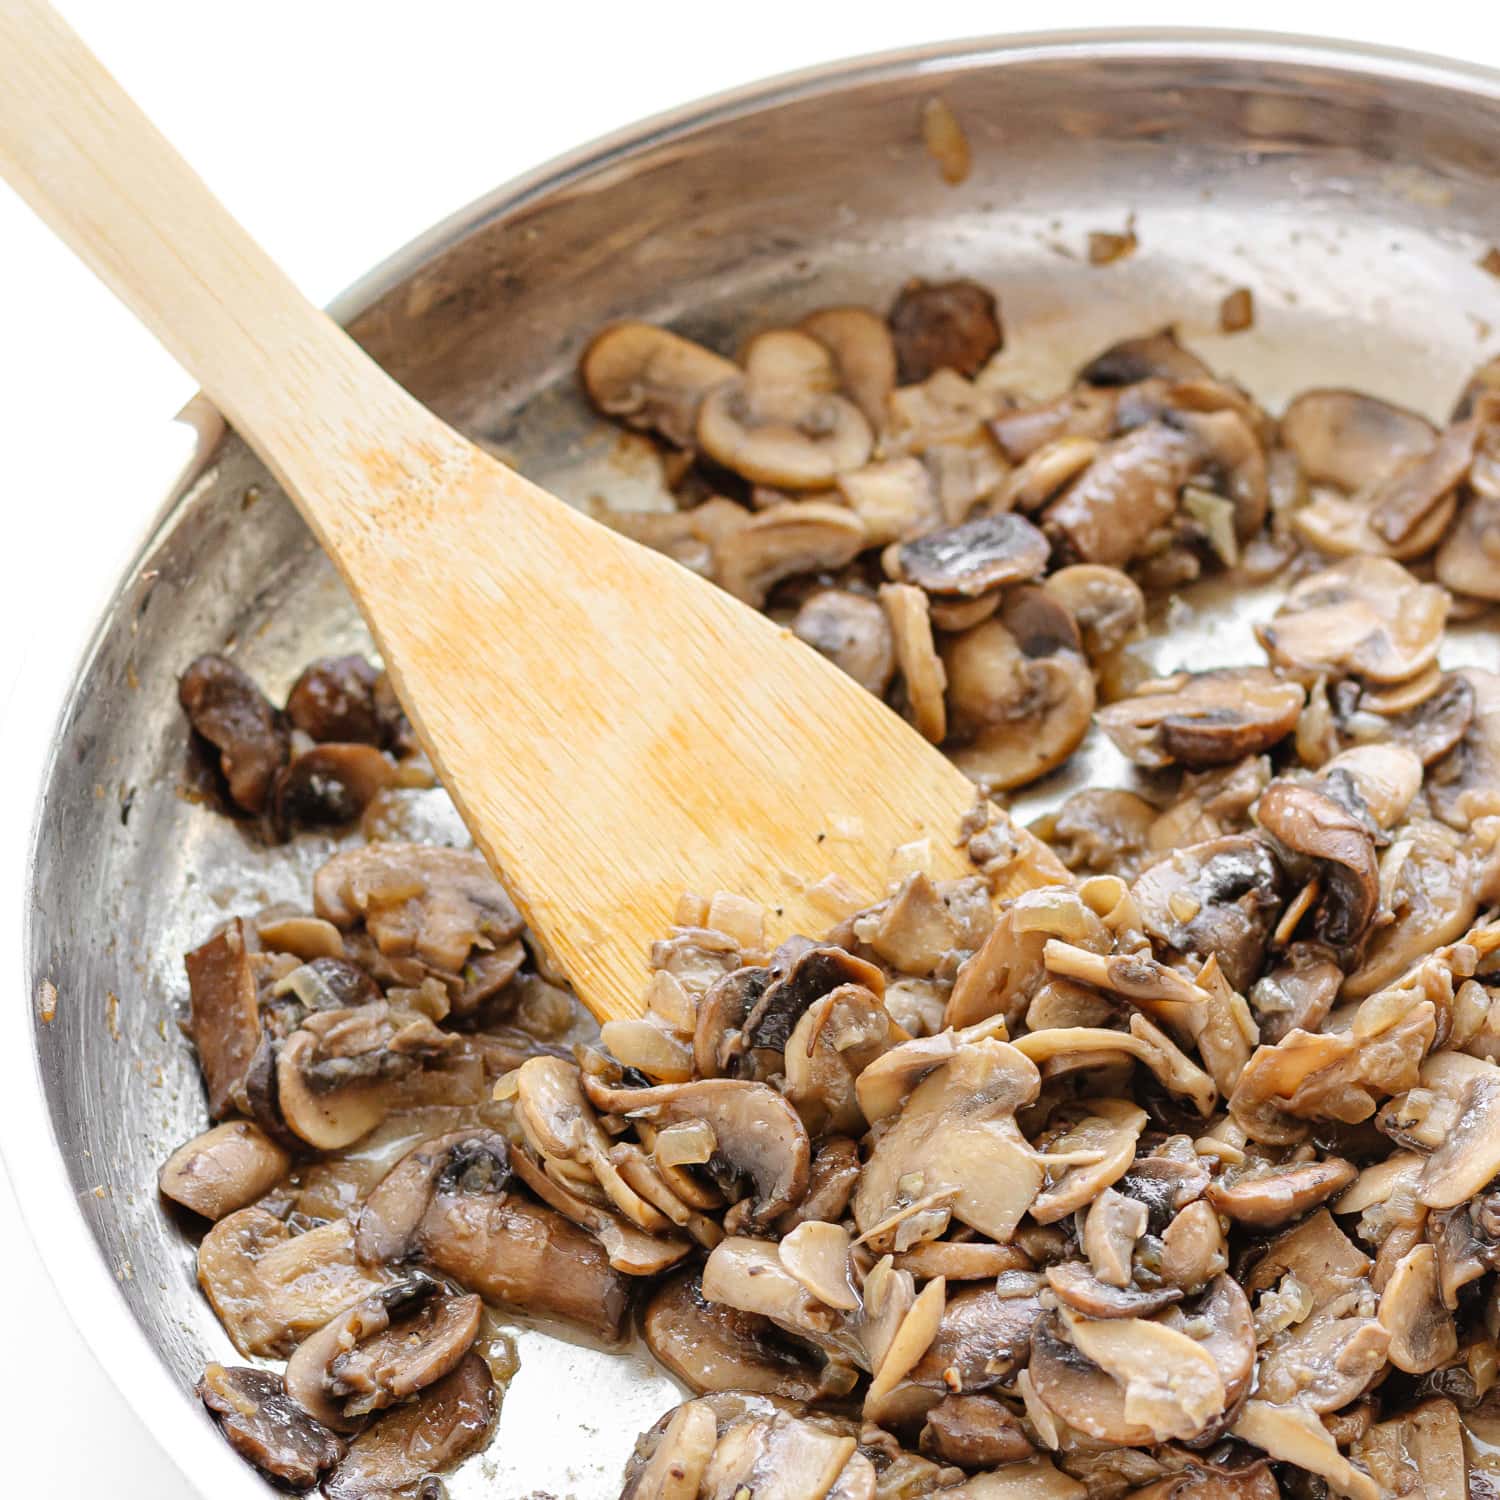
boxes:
[0,0,460,521]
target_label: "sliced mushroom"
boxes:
[1158,1200,1227,1293]
[644,1271,852,1403]
[581,321,738,447]
[889,278,1003,383]
[1436,487,1500,600]
[779,1222,858,1312]
[185,918,265,1120]
[1232,1401,1378,1500]
[1042,565,1145,660]
[698,330,873,488]
[1351,1398,1467,1500]
[1369,409,1488,546]
[198,1209,393,1358]
[159,1121,290,1221]
[907,1281,1045,1394]
[1081,1187,1148,1289]
[1012,1020,1216,1116]
[1428,669,1500,830]
[835,456,943,545]
[1129,834,1286,995]
[942,618,1095,791]
[321,1352,496,1500]
[921,1394,1035,1470]
[792,589,896,695]
[1318,742,1424,830]
[1045,1261,1181,1319]
[198,1364,345,1490]
[898,514,1049,598]
[1255,557,1448,685]
[313,843,522,978]
[1044,423,1201,568]
[1377,1242,1458,1374]
[743,943,885,1054]
[1245,1208,1371,1309]
[1254,781,1379,947]
[1030,1101,1148,1222]
[852,1039,1043,1247]
[285,1275,481,1430]
[271,743,399,835]
[718,500,868,608]
[1254,1312,1389,1414]
[580,1075,811,1231]
[620,1399,719,1500]
[1290,482,1457,561]
[285,654,383,745]
[1097,669,1304,770]
[1278,389,1437,492]
[800,305,899,430]
[1417,1063,1500,1209]
[1078,331,1214,388]
[179,653,289,815]
[783,985,895,1137]
[699,1405,859,1500]
[882,582,948,743]
[991,386,1118,463]
[1206,1157,1356,1231]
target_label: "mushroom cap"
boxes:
[1042,565,1146,659]
[1205,1156,1356,1229]
[717,500,868,608]
[792,589,897,695]
[1078,330,1213,388]
[198,1364,345,1490]
[800,305,899,430]
[580,320,738,447]
[1278,388,1437,492]
[159,1121,290,1222]
[889,278,1003,383]
[1097,669,1304,770]
[898,514,1050,598]
[1436,489,1500,601]
[179,653,290,815]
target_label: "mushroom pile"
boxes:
[160,290,1500,1499]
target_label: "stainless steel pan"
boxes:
[10,30,1500,1498]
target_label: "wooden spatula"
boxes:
[0,0,1063,1021]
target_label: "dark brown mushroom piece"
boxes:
[1256,557,1448,686]
[642,1271,852,1404]
[1368,405,1491,549]
[1043,421,1202,568]
[791,589,896,695]
[271,743,399,836]
[888,278,1003,383]
[1035,789,1157,881]
[693,963,773,1081]
[920,1395,1036,1469]
[1254,781,1380,948]
[159,1120,290,1222]
[284,1274,482,1430]
[897,513,1049,598]
[1248,942,1343,1044]
[581,321,738,448]
[1077,330,1213,388]
[322,1352,496,1500]
[1129,834,1286,993]
[185,917,265,1120]
[179,653,290,815]
[1097,669,1304,770]
[906,1282,1046,1394]
[285,655,383,745]
[198,1363,345,1490]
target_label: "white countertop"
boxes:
[2,2,1497,1495]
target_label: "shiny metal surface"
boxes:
[14,29,1500,1499]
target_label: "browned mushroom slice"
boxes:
[906,1282,1045,1395]
[800,305,898,430]
[1249,942,1342,1043]
[920,1394,1035,1470]
[619,1398,718,1500]
[580,1076,811,1231]
[1232,1401,1378,1500]
[1083,1187,1147,1287]
[1317,742,1425,829]
[1041,565,1145,660]
[198,1364,345,1490]
[792,589,896,695]
[285,654,382,745]
[718,500,868,608]
[943,619,1095,791]
[836,456,942,545]
[1254,782,1379,947]
[1045,1261,1182,1319]
[1436,486,1500,600]
[878,582,948,744]
[1044,422,1201,568]
[185,917,265,1119]
[1036,789,1157,881]
[699,1406,863,1500]
[643,1272,853,1403]
[1376,1243,1457,1374]
[159,1121,290,1221]
[1030,1101,1148,1223]
[1368,408,1489,546]
[898,514,1049,598]
[180,653,290,815]
[1097,669,1304,770]
[783,986,895,1138]
[1158,1201,1227,1293]
[285,1275,482,1430]
[1129,834,1286,994]
[270,743,399,835]
[1340,820,1476,999]
[853,1040,1043,1246]
[1278,389,1437,492]
[314,843,523,977]
[889,278,1003,383]
[581,321,738,447]
[741,944,885,1054]
[1174,407,1269,541]
[1255,557,1448,686]
[322,1352,496,1500]
[1290,483,1457,561]
[698,331,873,488]
[1205,1157,1355,1229]
[1417,1062,1500,1210]
[1352,1398,1467,1500]
[198,1209,393,1358]
[1428,669,1500,830]
[1078,330,1213,388]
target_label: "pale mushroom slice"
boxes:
[1351,1398,1468,1500]
[1378,1242,1458,1374]
[1255,556,1448,685]
[1368,404,1491,546]
[942,617,1095,791]
[1253,1311,1391,1413]
[897,514,1049,598]
[1291,484,1457,561]
[997,436,1101,514]
[697,330,874,488]
[1278,388,1438,492]
[792,589,896,695]
[699,1408,859,1500]
[701,1237,856,1360]
[800,305,898,430]
[881,582,948,743]
[1082,1186,1149,1287]
[1317,742,1424,830]
[783,984,896,1137]
[1158,1200,1227,1293]
[866,1275,947,1411]
[717,500,868,608]
[159,1121,290,1222]
[1428,669,1500,830]
[1096,669,1304,770]
[1029,1100,1149,1223]
[1435,487,1500,601]
[1012,1020,1216,1117]
[621,1400,718,1500]
[852,1039,1044,1247]
[1417,1060,1500,1209]
[581,321,738,447]
[835,456,942,545]
[779,1222,859,1312]
[1231,1400,1379,1500]
[1041,565,1145,660]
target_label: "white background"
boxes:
[1,3,1496,1495]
